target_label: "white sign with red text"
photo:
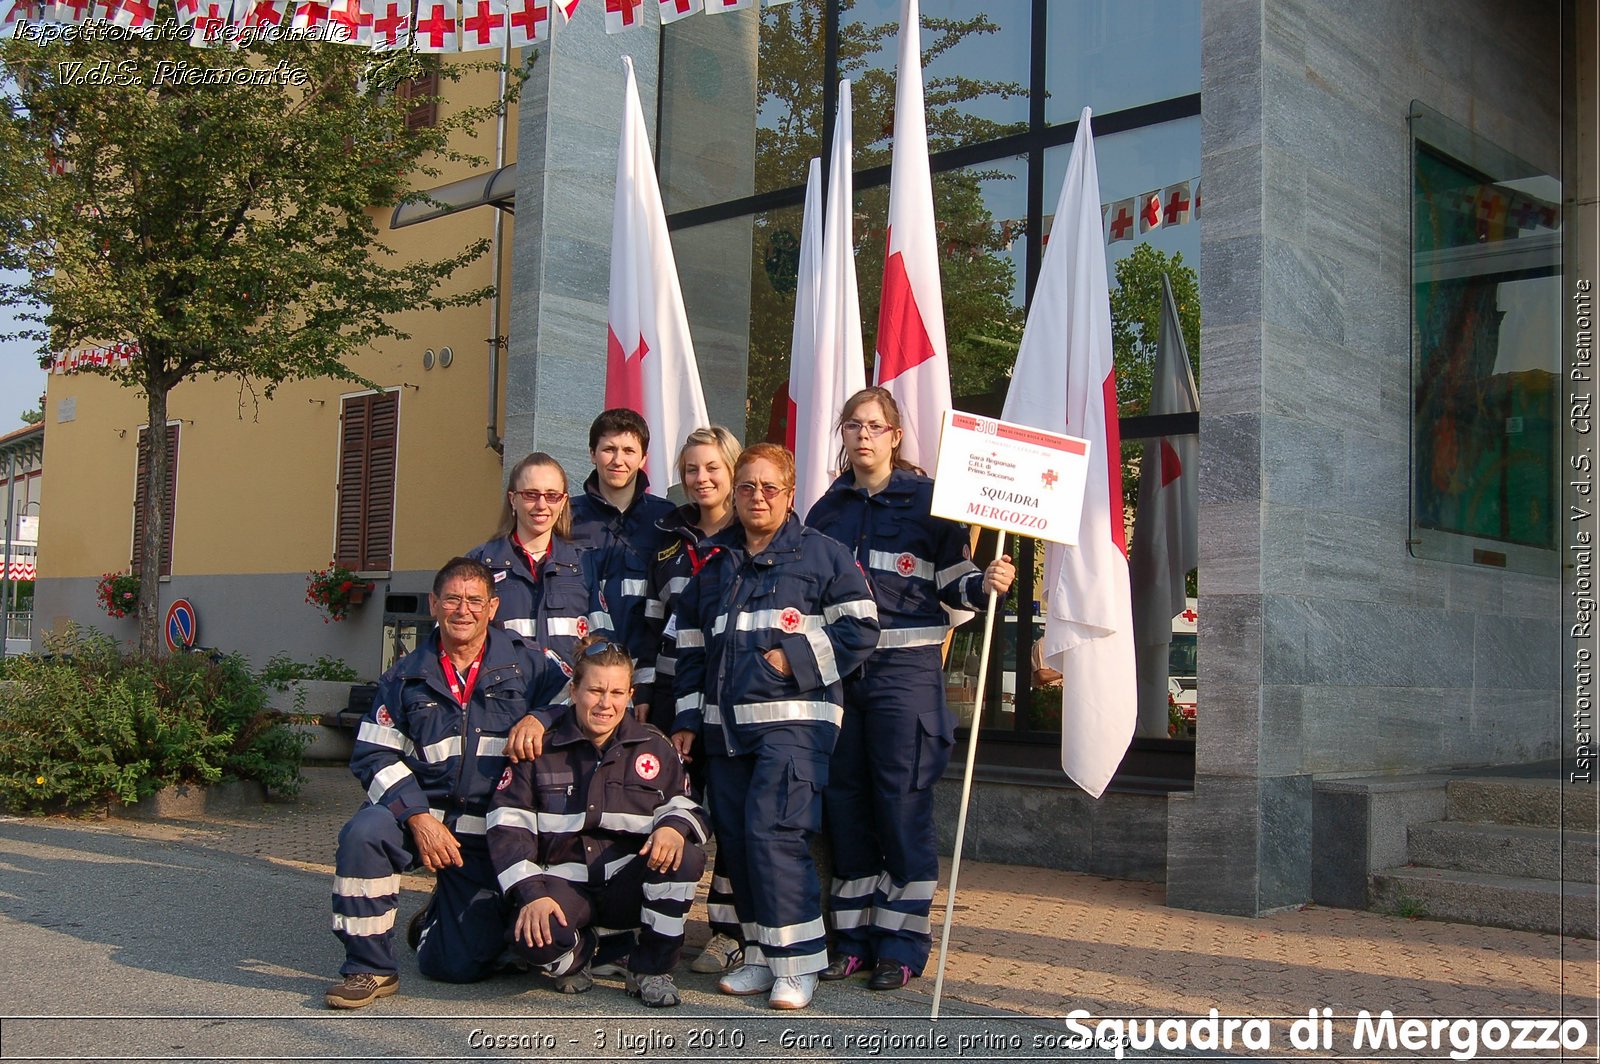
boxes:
[930,410,1090,546]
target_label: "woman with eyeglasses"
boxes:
[640,426,746,977]
[467,452,610,671]
[804,387,1014,992]
[670,443,879,1011]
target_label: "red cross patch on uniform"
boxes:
[576,617,589,638]
[895,552,916,577]
[375,705,393,727]
[779,607,802,633]
[634,753,661,781]
[496,767,514,791]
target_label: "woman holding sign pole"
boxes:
[805,387,1014,990]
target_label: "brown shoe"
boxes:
[325,972,399,1009]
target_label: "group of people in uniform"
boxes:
[325,396,1014,1012]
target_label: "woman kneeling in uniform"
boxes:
[486,637,708,1007]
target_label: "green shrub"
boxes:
[0,627,311,814]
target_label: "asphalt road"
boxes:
[0,818,1082,1063]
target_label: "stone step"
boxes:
[1408,821,1600,882]
[1446,777,1591,832]
[1372,866,1597,939]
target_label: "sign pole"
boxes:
[930,529,1006,1021]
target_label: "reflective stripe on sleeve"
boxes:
[420,736,462,764]
[503,618,536,637]
[454,814,487,836]
[599,810,655,834]
[356,722,410,752]
[937,560,979,589]
[622,579,648,598]
[367,761,412,803]
[676,629,705,649]
[486,806,538,832]
[476,736,507,758]
[823,598,878,623]
[868,549,934,580]
[535,811,587,834]
[653,795,706,841]
[875,626,947,649]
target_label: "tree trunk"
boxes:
[137,382,169,657]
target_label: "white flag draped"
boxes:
[1129,272,1199,736]
[784,157,823,453]
[605,55,710,491]
[794,79,866,516]
[1001,107,1135,799]
[873,0,950,474]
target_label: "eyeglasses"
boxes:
[735,482,790,500]
[438,594,492,613]
[580,641,630,659]
[841,420,894,438]
[511,489,567,504]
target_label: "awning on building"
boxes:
[389,164,517,230]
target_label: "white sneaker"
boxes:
[690,933,744,974]
[768,973,817,1010]
[717,963,775,996]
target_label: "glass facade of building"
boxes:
[658,0,1201,767]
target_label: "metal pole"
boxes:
[2,451,15,651]
[930,529,1006,1020]
[486,34,510,454]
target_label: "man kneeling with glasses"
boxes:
[487,637,709,1007]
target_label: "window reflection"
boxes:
[1043,0,1200,124]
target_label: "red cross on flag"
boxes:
[188,0,235,47]
[291,0,332,31]
[411,0,456,50]
[1129,272,1198,738]
[505,0,543,45]
[783,156,822,453]
[794,79,866,514]
[1,0,39,36]
[109,0,157,27]
[602,0,639,32]
[656,0,697,23]
[873,0,950,476]
[368,0,410,49]
[457,0,504,49]
[324,0,372,44]
[1138,190,1162,233]
[1107,198,1134,243]
[606,56,710,492]
[238,0,288,28]
[1162,181,1191,226]
[1001,108,1135,799]
[703,0,750,11]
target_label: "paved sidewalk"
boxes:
[80,766,1595,1029]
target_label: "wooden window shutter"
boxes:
[132,424,179,577]
[335,391,398,572]
[398,67,439,131]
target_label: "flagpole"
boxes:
[930,530,1006,1021]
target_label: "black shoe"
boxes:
[867,959,912,990]
[819,953,866,981]
[406,901,431,952]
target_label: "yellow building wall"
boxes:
[39,52,525,584]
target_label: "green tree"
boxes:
[0,34,524,654]
[19,407,42,425]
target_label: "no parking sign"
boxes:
[164,598,198,653]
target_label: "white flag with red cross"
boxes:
[552,0,574,19]
[1106,197,1135,243]
[702,0,749,12]
[504,0,544,44]
[783,157,823,453]
[457,0,504,49]
[794,78,865,515]
[1001,107,1135,799]
[873,0,949,474]
[1137,190,1162,233]
[367,0,410,48]
[606,56,710,491]
[1162,181,1192,226]
[187,0,235,46]
[656,0,696,23]
[1,0,40,34]
[290,0,331,32]
[237,0,288,29]
[324,0,371,43]
[410,0,456,50]
[1129,272,1198,737]
[602,0,641,32]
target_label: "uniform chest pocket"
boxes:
[477,686,525,735]
[540,572,588,614]
[534,783,578,817]
[604,778,666,819]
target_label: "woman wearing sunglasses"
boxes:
[805,387,1014,991]
[487,637,709,1009]
[670,443,879,1010]
[468,452,610,670]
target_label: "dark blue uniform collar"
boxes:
[710,512,807,560]
[393,624,525,693]
[478,532,582,573]
[582,468,654,518]
[821,467,923,506]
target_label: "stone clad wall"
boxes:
[1168,0,1565,916]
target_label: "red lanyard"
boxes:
[687,543,720,574]
[439,647,484,708]
[511,531,544,582]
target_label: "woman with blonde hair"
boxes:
[467,452,608,670]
